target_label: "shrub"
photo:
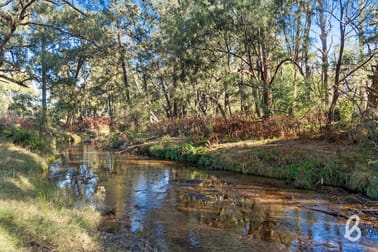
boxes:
[348,171,378,200]
[6,129,45,151]
[2,127,14,138]
[12,129,33,144]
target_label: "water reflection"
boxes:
[50,144,378,251]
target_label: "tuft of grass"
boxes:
[348,170,378,199]
[0,143,101,251]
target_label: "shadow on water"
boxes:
[49,144,378,252]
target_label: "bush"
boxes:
[348,171,378,200]
[2,127,14,138]
[12,129,33,144]
[4,128,45,151]
[147,142,212,165]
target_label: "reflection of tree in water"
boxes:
[247,206,277,241]
[83,144,100,169]
[171,174,301,250]
[56,149,377,251]
[65,145,83,165]
[261,207,276,241]
[174,174,263,233]
[57,145,102,205]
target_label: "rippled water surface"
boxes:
[50,144,378,251]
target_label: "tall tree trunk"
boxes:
[317,0,329,107]
[40,36,47,137]
[117,27,131,103]
[261,39,273,117]
[358,0,368,113]
[243,17,262,117]
[291,4,303,116]
[328,0,345,123]
[367,64,378,118]
[303,2,313,101]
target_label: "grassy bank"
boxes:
[138,138,378,200]
[0,143,100,251]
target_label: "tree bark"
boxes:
[261,39,273,117]
[328,0,345,123]
[317,0,329,107]
[40,36,47,136]
[303,2,313,101]
[117,27,131,103]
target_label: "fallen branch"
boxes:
[302,206,349,219]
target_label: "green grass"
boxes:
[0,143,100,251]
[143,138,378,199]
[146,141,215,166]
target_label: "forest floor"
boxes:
[119,136,378,201]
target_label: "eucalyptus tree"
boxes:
[47,3,110,128]
[0,0,37,86]
[0,0,108,132]
[325,0,377,122]
[87,0,155,125]
[279,0,315,115]
[0,0,98,87]
[176,0,305,117]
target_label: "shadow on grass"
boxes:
[0,142,103,251]
[0,213,56,251]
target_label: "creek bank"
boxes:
[0,143,101,251]
[120,137,378,200]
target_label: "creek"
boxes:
[49,144,378,251]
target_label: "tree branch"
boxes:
[61,0,89,18]
[337,51,377,85]
[0,74,32,87]
[20,21,100,47]
[19,0,38,19]
[188,45,250,66]
[0,0,12,8]
[270,58,304,85]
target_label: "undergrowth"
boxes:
[146,115,303,142]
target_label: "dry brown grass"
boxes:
[147,115,303,142]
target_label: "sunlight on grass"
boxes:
[0,199,100,251]
[0,226,21,252]
[0,143,101,251]
[8,176,35,193]
[0,143,47,174]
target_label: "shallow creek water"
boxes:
[49,144,378,252]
